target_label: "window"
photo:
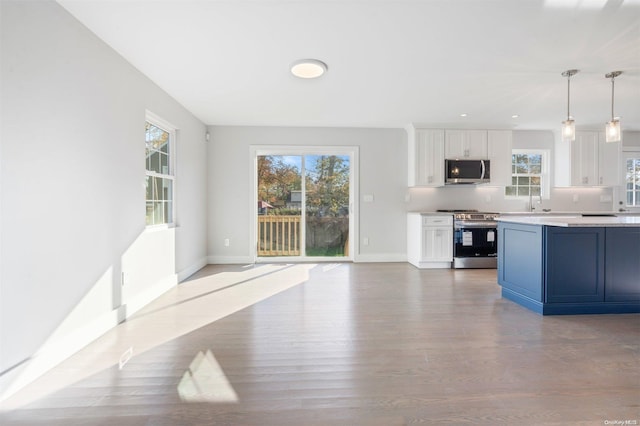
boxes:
[145,113,175,226]
[625,155,640,207]
[505,150,549,198]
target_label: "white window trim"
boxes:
[505,149,550,200]
[622,151,640,212]
[145,111,177,228]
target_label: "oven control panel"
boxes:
[454,212,499,221]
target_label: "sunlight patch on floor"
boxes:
[1,263,317,411]
[178,350,238,403]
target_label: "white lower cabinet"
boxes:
[407,214,453,269]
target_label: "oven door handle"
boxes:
[455,222,497,229]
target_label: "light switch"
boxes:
[363,194,374,202]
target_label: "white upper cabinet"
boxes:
[570,131,599,185]
[408,127,445,187]
[445,130,488,159]
[409,127,514,187]
[598,133,621,186]
[487,130,513,186]
[556,130,621,187]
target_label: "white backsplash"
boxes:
[406,185,617,213]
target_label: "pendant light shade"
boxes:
[562,118,575,140]
[605,71,622,143]
[561,69,579,142]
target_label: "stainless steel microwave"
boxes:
[445,159,490,184]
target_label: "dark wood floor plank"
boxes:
[1,263,638,425]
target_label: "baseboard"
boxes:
[125,274,178,317]
[0,273,180,405]
[354,253,407,263]
[0,307,120,404]
[207,255,255,265]
[208,254,408,264]
[177,257,208,282]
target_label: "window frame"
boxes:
[250,145,359,263]
[145,111,177,228]
[504,149,550,200]
[623,151,640,209]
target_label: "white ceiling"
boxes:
[57,0,640,131]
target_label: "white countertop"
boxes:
[496,215,640,227]
[407,212,454,216]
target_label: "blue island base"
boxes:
[498,222,640,316]
[502,288,640,315]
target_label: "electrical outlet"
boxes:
[224,238,230,247]
[363,237,369,246]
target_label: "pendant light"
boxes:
[605,71,622,143]
[561,69,579,142]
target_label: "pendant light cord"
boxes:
[567,73,571,119]
[605,71,622,122]
[610,75,615,120]
[562,69,577,120]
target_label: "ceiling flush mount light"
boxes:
[290,59,328,79]
[605,71,623,143]
[561,69,579,142]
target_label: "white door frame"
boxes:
[250,145,359,262]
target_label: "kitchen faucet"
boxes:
[529,190,542,212]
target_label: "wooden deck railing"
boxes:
[258,215,301,256]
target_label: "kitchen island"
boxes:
[496,215,640,315]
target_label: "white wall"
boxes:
[207,126,629,268]
[0,0,207,400]
[207,126,407,263]
[622,131,640,150]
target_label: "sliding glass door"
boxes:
[254,147,355,261]
[257,155,303,256]
[304,154,350,257]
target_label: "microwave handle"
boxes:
[480,160,486,180]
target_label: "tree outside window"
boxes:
[505,150,548,198]
[626,157,640,207]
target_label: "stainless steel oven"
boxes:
[438,210,498,269]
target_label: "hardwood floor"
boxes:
[1,263,638,425]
